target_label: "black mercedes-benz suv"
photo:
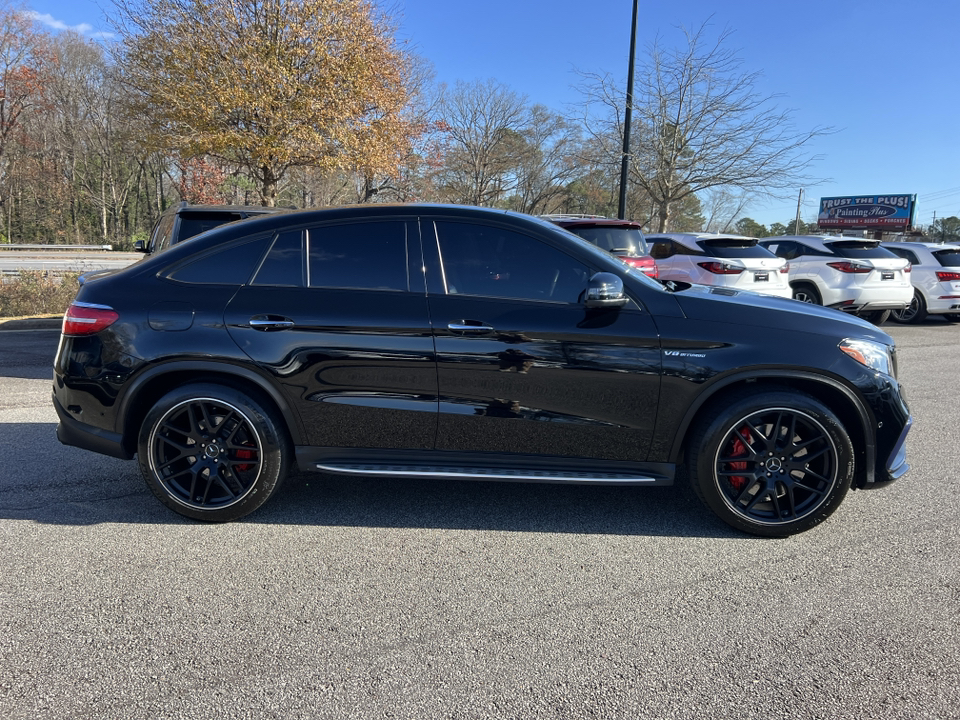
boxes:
[53,205,912,536]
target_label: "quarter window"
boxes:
[307,221,409,291]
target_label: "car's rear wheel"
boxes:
[792,283,821,305]
[138,383,290,522]
[891,290,927,324]
[688,388,854,537]
[860,310,891,325]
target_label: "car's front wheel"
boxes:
[688,388,854,537]
[137,383,291,522]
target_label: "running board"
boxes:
[313,462,667,485]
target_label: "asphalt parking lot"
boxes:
[1,321,958,719]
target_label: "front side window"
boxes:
[435,221,590,304]
[176,212,247,244]
[307,221,409,291]
[150,214,176,253]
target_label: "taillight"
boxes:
[780,263,790,274]
[936,271,960,282]
[62,302,119,336]
[904,264,911,273]
[698,262,743,275]
[622,256,658,278]
[827,261,872,274]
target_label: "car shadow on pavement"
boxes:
[1,422,749,538]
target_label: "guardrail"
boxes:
[0,244,114,251]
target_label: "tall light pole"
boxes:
[617,0,639,220]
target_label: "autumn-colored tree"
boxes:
[113,0,417,206]
[0,3,51,208]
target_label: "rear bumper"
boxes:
[53,393,133,460]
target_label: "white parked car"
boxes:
[881,241,960,324]
[758,235,913,323]
[645,233,791,298]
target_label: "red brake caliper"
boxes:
[727,427,752,491]
[234,447,256,473]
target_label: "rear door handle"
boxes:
[448,321,495,335]
[249,315,295,331]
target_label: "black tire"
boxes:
[890,290,927,324]
[137,383,291,522]
[687,387,855,537]
[859,309,891,325]
[792,283,821,305]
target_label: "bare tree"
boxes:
[433,79,527,206]
[576,21,831,232]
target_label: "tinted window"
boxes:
[253,230,304,286]
[436,221,590,303]
[887,248,920,266]
[568,226,646,256]
[308,221,408,291]
[826,241,900,260]
[648,240,673,259]
[697,239,778,259]
[166,236,271,285]
[932,249,960,267]
[762,241,798,260]
[177,212,247,244]
[150,214,176,253]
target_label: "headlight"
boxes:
[839,338,895,377]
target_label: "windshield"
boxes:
[568,226,646,256]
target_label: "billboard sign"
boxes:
[817,194,916,231]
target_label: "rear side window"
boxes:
[932,249,960,267]
[648,240,674,259]
[887,247,920,266]
[308,221,409,291]
[697,239,775,259]
[826,241,900,260]
[176,212,246,244]
[253,230,304,286]
[166,236,271,285]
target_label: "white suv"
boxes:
[645,233,791,298]
[758,235,912,323]
[882,241,960,324]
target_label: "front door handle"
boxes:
[448,321,495,335]
[249,315,295,331]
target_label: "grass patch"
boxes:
[0,271,81,318]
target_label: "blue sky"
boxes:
[25,0,960,228]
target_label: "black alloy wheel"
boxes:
[688,388,854,537]
[792,283,821,305]
[138,383,290,521]
[891,290,927,324]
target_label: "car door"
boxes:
[224,218,438,450]
[423,218,662,463]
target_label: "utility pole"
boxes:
[617,0,639,220]
[794,189,804,234]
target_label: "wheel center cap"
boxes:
[765,457,783,472]
[204,444,221,459]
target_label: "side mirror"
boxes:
[134,239,148,253]
[583,272,627,309]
